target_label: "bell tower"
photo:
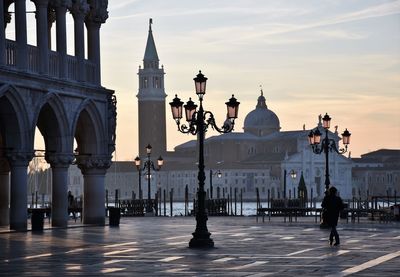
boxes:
[137,19,167,157]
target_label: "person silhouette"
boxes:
[321,186,344,246]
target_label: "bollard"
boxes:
[31,209,44,231]
[109,207,120,227]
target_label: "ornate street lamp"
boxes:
[134,156,142,200]
[134,144,163,213]
[283,169,297,199]
[170,71,240,248]
[308,113,351,226]
[209,169,222,199]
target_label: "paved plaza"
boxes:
[0,216,399,276]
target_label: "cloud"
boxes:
[173,1,400,46]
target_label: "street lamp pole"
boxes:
[170,71,240,248]
[308,113,351,225]
[134,157,143,200]
[134,144,164,214]
[210,169,222,199]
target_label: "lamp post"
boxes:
[283,169,296,199]
[170,71,240,248]
[209,169,222,199]
[289,169,297,198]
[134,144,164,213]
[134,156,143,200]
[308,113,351,225]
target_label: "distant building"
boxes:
[352,149,400,198]
[137,19,167,158]
[106,19,355,202]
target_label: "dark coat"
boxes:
[321,194,344,227]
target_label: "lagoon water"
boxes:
[153,201,321,217]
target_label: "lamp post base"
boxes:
[189,232,214,248]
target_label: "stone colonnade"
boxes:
[0,0,116,231]
[0,0,108,85]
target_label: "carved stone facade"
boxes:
[0,0,115,230]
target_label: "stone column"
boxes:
[0,0,5,65]
[47,7,56,49]
[78,156,111,225]
[70,1,89,82]
[7,152,31,231]
[86,2,108,85]
[32,0,50,74]
[15,0,28,70]
[53,1,70,78]
[85,21,101,85]
[46,153,73,227]
[0,159,10,226]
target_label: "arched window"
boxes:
[154,77,160,88]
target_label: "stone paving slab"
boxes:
[0,217,399,276]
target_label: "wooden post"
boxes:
[234,188,237,216]
[227,194,230,215]
[185,185,188,216]
[387,190,390,207]
[159,188,162,216]
[163,189,166,216]
[170,188,173,217]
[240,188,243,216]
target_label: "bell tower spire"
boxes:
[137,18,167,157]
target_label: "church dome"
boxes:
[243,90,280,136]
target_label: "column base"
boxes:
[189,232,214,248]
[10,222,27,231]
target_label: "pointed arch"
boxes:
[71,99,106,156]
[33,92,72,153]
[0,84,31,151]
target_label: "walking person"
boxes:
[321,186,344,246]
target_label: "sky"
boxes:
[18,0,400,160]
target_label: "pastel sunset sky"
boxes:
[18,0,400,160]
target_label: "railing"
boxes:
[49,51,59,77]
[27,44,39,73]
[4,39,98,85]
[5,40,16,66]
[66,55,77,80]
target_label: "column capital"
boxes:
[86,0,108,24]
[77,155,112,175]
[5,151,33,167]
[48,7,56,26]
[4,12,11,26]
[45,152,74,168]
[70,0,89,20]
